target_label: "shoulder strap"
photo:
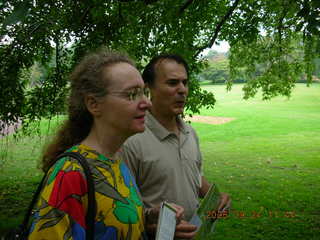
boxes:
[22,151,96,240]
[58,152,96,240]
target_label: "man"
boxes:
[120,54,230,224]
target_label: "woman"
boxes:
[28,49,156,239]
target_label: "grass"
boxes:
[0,116,63,235]
[0,83,319,239]
[190,83,320,239]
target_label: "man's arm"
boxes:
[199,176,211,198]
[199,176,231,211]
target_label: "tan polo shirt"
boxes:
[120,111,203,220]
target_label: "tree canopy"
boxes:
[199,53,231,84]
[1,0,319,129]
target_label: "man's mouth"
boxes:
[135,115,145,120]
[175,100,185,105]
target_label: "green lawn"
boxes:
[190,83,320,239]
[0,117,63,234]
[0,83,319,239]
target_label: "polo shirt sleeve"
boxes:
[119,139,141,181]
[190,126,204,176]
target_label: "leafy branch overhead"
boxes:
[0,0,319,128]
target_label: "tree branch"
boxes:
[0,22,43,66]
[80,5,92,24]
[179,0,194,14]
[194,0,241,58]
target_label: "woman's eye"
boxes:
[128,93,134,100]
[128,91,138,101]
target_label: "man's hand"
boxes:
[174,220,197,239]
[145,203,184,224]
[145,203,197,239]
[199,177,231,214]
[171,204,197,239]
[218,192,231,213]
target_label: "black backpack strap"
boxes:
[58,152,96,240]
[21,151,96,240]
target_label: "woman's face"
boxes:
[98,62,151,137]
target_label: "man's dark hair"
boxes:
[142,54,189,86]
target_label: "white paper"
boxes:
[155,202,177,240]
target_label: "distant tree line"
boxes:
[199,50,320,84]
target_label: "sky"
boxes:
[204,40,230,54]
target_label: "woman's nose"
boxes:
[139,96,152,109]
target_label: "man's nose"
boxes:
[178,82,188,94]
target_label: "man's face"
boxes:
[150,59,188,117]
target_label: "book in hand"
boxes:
[155,201,177,240]
[190,184,224,239]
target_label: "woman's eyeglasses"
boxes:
[108,87,150,102]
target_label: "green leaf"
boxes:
[2,2,30,28]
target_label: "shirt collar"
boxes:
[145,111,189,141]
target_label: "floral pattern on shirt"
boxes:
[28,144,145,240]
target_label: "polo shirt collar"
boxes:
[145,111,190,141]
[177,116,189,135]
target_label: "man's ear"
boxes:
[146,83,155,100]
[85,95,101,117]
[145,82,154,89]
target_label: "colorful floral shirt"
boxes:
[28,144,146,240]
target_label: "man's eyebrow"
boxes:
[166,78,188,82]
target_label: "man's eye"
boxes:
[167,80,178,86]
[183,80,188,86]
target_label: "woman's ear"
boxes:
[85,95,101,117]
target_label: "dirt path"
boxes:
[184,115,235,125]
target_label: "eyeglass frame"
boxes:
[106,87,150,102]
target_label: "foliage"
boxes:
[227,0,320,99]
[199,52,230,84]
[0,0,319,128]
[199,57,230,84]
[313,58,320,78]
